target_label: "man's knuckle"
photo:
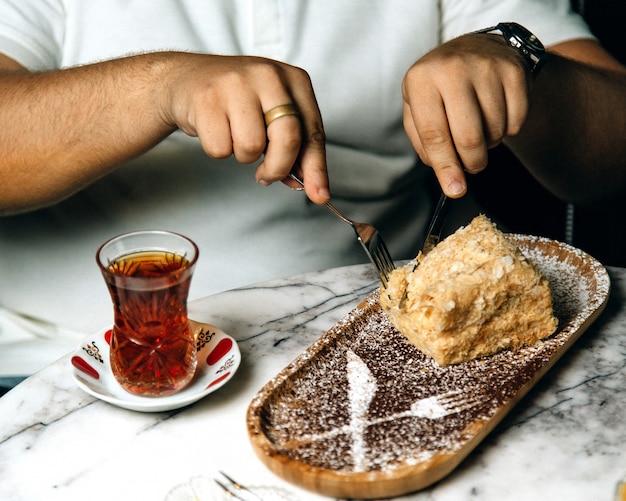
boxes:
[455,132,483,151]
[421,128,450,148]
[486,123,505,140]
[205,144,232,159]
[238,137,266,156]
[307,124,326,147]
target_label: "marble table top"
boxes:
[1,263,625,501]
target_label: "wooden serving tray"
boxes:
[246,236,610,499]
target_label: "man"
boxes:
[0,1,623,374]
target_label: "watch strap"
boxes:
[474,22,547,75]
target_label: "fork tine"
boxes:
[359,229,395,286]
[373,246,393,285]
[356,236,387,286]
[214,479,247,501]
[354,227,394,287]
[216,471,265,501]
[376,236,395,275]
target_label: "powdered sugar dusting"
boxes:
[346,349,377,472]
[248,235,610,480]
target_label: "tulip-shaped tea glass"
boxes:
[97,230,199,397]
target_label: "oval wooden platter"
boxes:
[246,236,610,499]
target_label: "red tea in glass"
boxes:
[97,231,199,397]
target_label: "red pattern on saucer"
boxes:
[69,323,241,412]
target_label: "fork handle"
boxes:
[288,173,353,227]
[288,173,305,188]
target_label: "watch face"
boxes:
[500,22,545,53]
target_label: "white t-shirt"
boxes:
[0,0,592,334]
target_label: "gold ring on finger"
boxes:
[264,104,300,127]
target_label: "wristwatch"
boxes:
[475,22,547,75]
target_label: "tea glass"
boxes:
[97,230,199,397]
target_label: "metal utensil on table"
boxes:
[288,173,395,287]
[398,191,449,306]
[214,471,265,501]
[421,191,449,255]
[0,306,85,341]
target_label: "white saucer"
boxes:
[70,322,241,412]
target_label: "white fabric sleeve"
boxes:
[0,0,65,70]
[441,0,595,46]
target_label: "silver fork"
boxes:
[288,174,395,286]
[214,471,265,501]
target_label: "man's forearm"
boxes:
[0,53,176,214]
[506,51,626,205]
[0,50,331,214]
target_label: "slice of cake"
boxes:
[380,215,558,365]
